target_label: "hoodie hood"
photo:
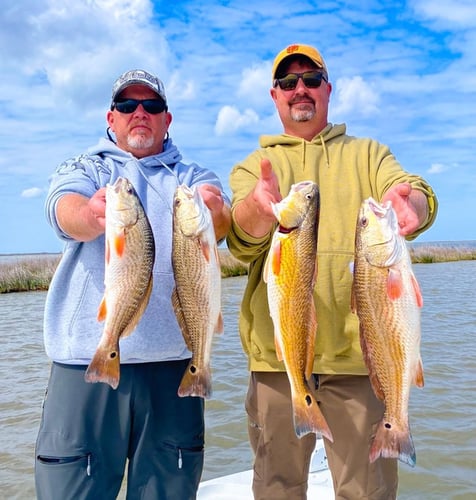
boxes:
[87,136,183,168]
[259,123,346,149]
[259,123,346,168]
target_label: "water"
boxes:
[1,262,475,499]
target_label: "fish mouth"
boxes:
[292,180,315,191]
[367,197,389,218]
[277,224,297,234]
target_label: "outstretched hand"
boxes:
[233,158,282,238]
[197,183,231,241]
[198,184,225,215]
[382,183,423,236]
[252,158,282,219]
[88,188,107,232]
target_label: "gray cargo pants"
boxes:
[35,360,204,500]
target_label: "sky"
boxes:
[1,0,475,254]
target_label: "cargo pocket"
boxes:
[35,451,93,500]
[245,390,263,456]
[158,442,204,499]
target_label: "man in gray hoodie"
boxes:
[35,69,231,500]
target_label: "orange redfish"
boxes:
[264,181,333,441]
[351,197,424,467]
[172,184,223,399]
[85,177,155,389]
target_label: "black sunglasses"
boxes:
[112,98,167,114]
[274,71,328,91]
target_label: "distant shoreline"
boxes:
[1,245,475,294]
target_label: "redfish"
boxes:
[264,181,333,441]
[351,197,424,466]
[172,184,223,399]
[85,177,155,389]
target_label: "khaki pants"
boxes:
[246,372,398,500]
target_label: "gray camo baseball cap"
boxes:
[111,69,167,104]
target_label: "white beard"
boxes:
[291,104,315,122]
[127,134,154,150]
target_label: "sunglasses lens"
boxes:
[114,99,166,114]
[302,72,323,88]
[276,71,325,90]
[278,74,299,90]
[142,100,167,114]
[114,99,137,113]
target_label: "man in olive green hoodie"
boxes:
[226,44,437,500]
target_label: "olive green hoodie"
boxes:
[227,123,437,375]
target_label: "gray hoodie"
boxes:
[44,136,229,365]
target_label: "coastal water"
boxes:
[1,261,475,499]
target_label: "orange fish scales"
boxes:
[265,181,333,441]
[84,177,155,390]
[352,197,424,467]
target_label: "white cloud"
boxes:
[21,187,44,198]
[237,64,271,107]
[215,105,259,136]
[427,163,447,174]
[331,76,380,117]
[413,0,476,27]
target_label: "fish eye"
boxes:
[361,216,368,227]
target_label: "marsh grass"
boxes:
[1,244,474,293]
[219,249,249,278]
[409,244,476,263]
[0,256,61,293]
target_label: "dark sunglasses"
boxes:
[274,71,328,91]
[112,98,167,114]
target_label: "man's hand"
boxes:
[198,184,231,241]
[382,183,428,236]
[56,189,107,241]
[233,158,282,238]
[252,158,282,219]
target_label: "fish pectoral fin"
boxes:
[411,272,424,308]
[386,268,403,300]
[97,297,107,322]
[113,228,127,257]
[263,239,282,283]
[271,240,282,276]
[414,357,425,387]
[215,312,224,334]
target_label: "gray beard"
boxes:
[290,104,315,122]
[127,134,154,150]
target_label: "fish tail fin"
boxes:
[84,338,120,390]
[177,360,212,399]
[414,357,425,387]
[369,419,416,467]
[292,389,333,442]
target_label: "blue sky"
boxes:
[1,0,475,254]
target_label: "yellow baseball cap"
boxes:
[272,44,328,81]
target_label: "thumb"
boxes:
[260,158,274,181]
[395,182,412,197]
